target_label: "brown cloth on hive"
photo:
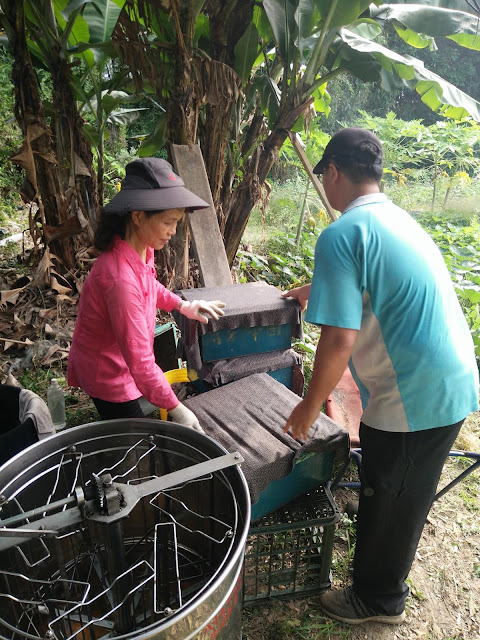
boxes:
[200,348,304,395]
[183,373,350,505]
[172,282,304,371]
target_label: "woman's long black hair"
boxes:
[94,209,161,252]
[94,209,130,252]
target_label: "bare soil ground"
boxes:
[243,412,480,640]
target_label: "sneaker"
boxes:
[319,586,406,625]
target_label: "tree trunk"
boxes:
[202,0,254,206]
[223,96,312,264]
[48,53,97,259]
[1,0,96,272]
[2,0,61,264]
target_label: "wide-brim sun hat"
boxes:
[104,158,209,215]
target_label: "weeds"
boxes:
[295,616,351,638]
[243,602,351,639]
[406,578,427,602]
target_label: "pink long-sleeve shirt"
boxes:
[68,236,181,409]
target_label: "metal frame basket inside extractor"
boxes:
[0,419,250,640]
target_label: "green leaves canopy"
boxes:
[337,28,480,121]
[219,0,480,139]
[372,4,480,51]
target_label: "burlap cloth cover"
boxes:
[172,282,303,371]
[199,348,304,396]
[184,373,350,505]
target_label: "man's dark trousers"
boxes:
[352,419,463,615]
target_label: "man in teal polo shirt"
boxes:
[282,128,479,625]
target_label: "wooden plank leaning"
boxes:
[288,131,337,223]
[170,144,233,287]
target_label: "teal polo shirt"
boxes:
[305,193,479,432]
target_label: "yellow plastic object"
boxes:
[159,369,190,420]
[165,369,190,384]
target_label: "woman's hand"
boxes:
[169,402,205,433]
[178,300,226,324]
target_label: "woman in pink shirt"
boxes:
[68,158,224,431]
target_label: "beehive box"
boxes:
[201,322,292,362]
[183,374,350,521]
[243,485,340,605]
[172,282,303,373]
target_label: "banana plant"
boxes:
[5,0,480,277]
[221,0,480,263]
[54,0,130,202]
[0,0,127,268]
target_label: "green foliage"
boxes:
[418,214,480,360]
[6,0,480,266]
[0,50,24,227]
[236,231,315,287]
[18,368,55,396]
[292,618,351,639]
[292,326,319,387]
[382,22,480,124]
[357,111,480,211]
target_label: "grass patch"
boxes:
[242,600,352,640]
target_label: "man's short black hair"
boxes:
[314,127,383,184]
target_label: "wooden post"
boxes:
[170,144,232,288]
[288,131,337,223]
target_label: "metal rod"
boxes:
[0,495,76,528]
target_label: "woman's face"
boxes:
[133,208,185,251]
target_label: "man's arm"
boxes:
[283,324,358,441]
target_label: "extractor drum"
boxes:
[0,419,250,640]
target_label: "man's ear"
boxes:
[331,163,341,181]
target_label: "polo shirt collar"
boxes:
[343,192,388,214]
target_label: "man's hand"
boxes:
[281,284,311,312]
[283,325,359,442]
[179,300,226,324]
[283,397,322,442]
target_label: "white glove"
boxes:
[178,299,225,324]
[169,402,205,433]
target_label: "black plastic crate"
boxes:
[243,485,340,606]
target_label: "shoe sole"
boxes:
[321,609,406,625]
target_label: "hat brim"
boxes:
[312,157,327,175]
[104,187,210,215]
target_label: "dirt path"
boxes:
[349,492,480,639]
